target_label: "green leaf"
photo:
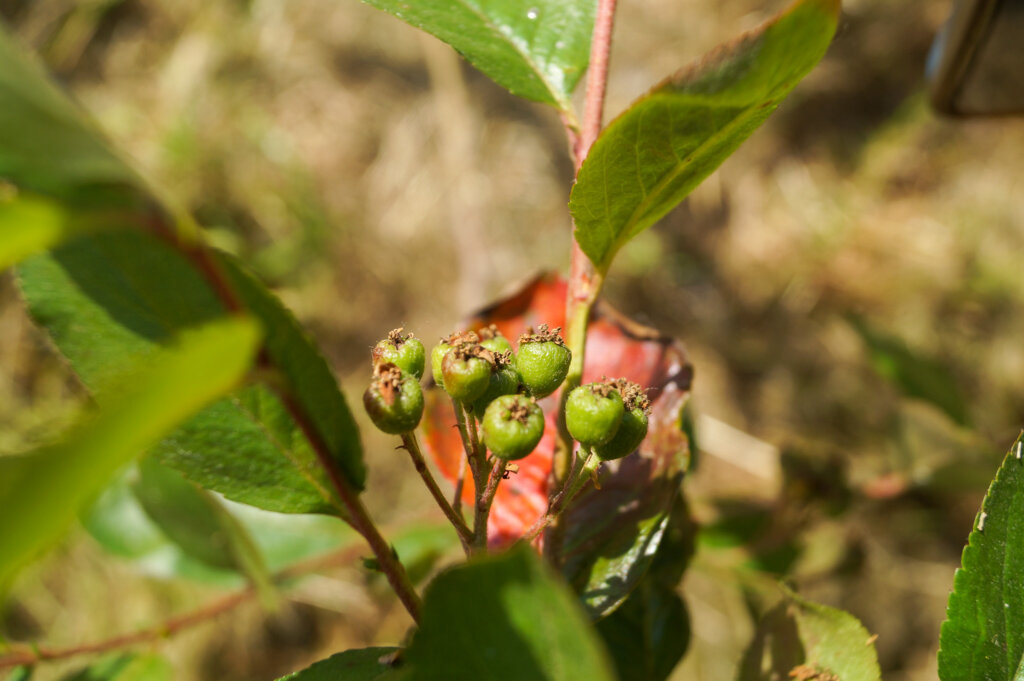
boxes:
[569,0,839,274]
[360,0,594,113]
[17,231,360,516]
[938,434,1024,681]
[131,457,276,602]
[0,316,260,590]
[405,545,616,681]
[739,588,881,681]
[276,648,405,681]
[596,581,689,681]
[58,654,172,681]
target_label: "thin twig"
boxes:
[401,432,473,550]
[525,450,598,545]
[473,458,507,551]
[0,543,366,671]
[452,454,467,517]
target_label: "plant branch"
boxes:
[524,450,599,545]
[452,454,467,517]
[400,432,473,550]
[473,458,507,551]
[279,390,422,622]
[0,543,366,671]
[576,0,619,167]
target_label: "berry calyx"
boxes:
[372,328,425,380]
[595,380,650,460]
[481,394,545,460]
[431,330,479,392]
[565,380,624,447]
[471,352,521,415]
[478,325,514,356]
[363,363,424,434]
[516,324,571,398]
[441,344,492,403]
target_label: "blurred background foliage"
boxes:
[0,0,1022,679]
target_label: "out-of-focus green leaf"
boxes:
[739,588,881,681]
[8,666,33,681]
[132,457,276,602]
[405,546,615,681]
[390,524,461,586]
[17,231,358,516]
[938,434,1024,681]
[569,0,839,274]
[58,653,172,681]
[276,648,405,681]
[596,581,689,681]
[850,317,968,425]
[361,0,593,113]
[0,317,260,590]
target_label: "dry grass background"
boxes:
[1,0,1024,679]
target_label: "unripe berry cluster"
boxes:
[364,326,651,466]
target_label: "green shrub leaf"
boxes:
[276,648,405,680]
[596,580,689,681]
[404,545,616,681]
[0,316,260,589]
[739,588,881,681]
[17,231,363,516]
[360,0,594,113]
[938,434,1024,681]
[569,0,839,274]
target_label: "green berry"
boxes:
[565,382,624,447]
[363,364,424,434]
[472,362,521,415]
[431,330,478,391]
[482,394,545,460]
[441,345,491,403]
[479,325,514,356]
[595,406,648,460]
[516,325,570,398]
[372,328,425,379]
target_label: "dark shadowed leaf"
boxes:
[739,588,881,681]
[58,654,172,681]
[569,0,839,274]
[405,546,616,681]
[938,434,1024,681]
[276,648,405,681]
[17,231,362,516]
[360,0,594,113]
[596,581,689,681]
[0,317,259,590]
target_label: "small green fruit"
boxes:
[482,394,545,460]
[479,325,514,356]
[363,364,424,434]
[372,328,425,379]
[431,330,479,391]
[441,345,491,403]
[472,362,521,415]
[516,325,570,398]
[595,406,648,460]
[565,382,624,447]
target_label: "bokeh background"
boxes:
[2,0,1023,679]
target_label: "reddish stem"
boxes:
[575,0,619,170]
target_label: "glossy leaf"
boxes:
[17,231,359,516]
[276,648,404,681]
[569,0,840,273]
[405,545,616,681]
[938,434,1024,681]
[58,654,172,681]
[0,317,260,589]
[739,588,881,681]
[361,0,594,112]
